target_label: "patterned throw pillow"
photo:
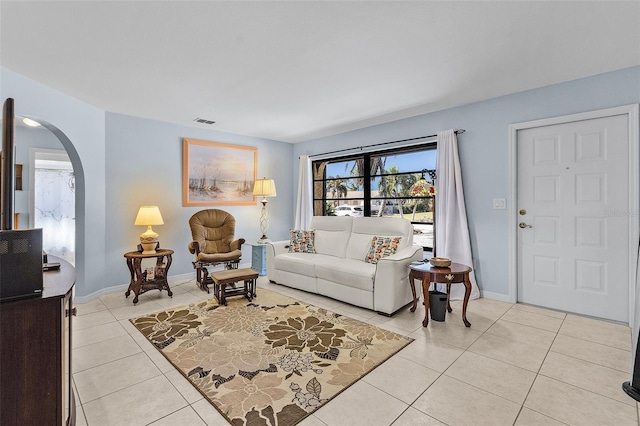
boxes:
[365,236,401,264]
[289,230,316,253]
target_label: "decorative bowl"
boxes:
[430,257,451,268]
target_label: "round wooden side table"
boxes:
[408,261,472,327]
[124,249,174,304]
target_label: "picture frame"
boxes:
[182,138,257,206]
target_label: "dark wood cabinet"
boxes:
[0,256,76,426]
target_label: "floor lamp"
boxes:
[253,178,277,243]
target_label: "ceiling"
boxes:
[1,1,639,143]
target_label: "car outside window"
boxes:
[312,144,436,250]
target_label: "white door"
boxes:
[516,113,632,322]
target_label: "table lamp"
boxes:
[409,170,437,197]
[252,177,277,242]
[134,206,164,254]
[410,169,437,255]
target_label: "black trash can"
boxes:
[429,290,448,322]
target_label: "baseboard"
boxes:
[74,284,130,304]
[168,272,196,284]
[480,290,511,303]
[73,263,254,304]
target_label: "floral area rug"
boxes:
[130,288,413,426]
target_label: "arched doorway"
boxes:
[14,116,85,277]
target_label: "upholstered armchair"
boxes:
[188,209,245,292]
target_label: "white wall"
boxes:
[293,65,640,298]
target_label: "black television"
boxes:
[0,97,44,302]
[1,97,14,230]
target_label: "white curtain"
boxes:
[34,168,75,264]
[435,129,479,300]
[294,155,313,230]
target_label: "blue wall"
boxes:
[104,113,293,287]
[294,66,640,298]
[3,64,639,300]
[1,66,294,299]
[1,67,106,298]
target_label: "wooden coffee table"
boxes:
[210,268,259,305]
[408,261,472,327]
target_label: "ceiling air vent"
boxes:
[193,118,216,125]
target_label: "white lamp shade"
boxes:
[252,178,277,197]
[134,206,164,226]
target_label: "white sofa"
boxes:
[266,216,423,315]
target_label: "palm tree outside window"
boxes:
[312,143,436,250]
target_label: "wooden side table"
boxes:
[124,249,174,304]
[408,261,472,327]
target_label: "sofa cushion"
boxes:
[273,253,323,277]
[351,217,413,249]
[314,257,376,291]
[313,229,351,258]
[345,232,375,261]
[364,236,402,264]
[289,230,316,253]
[310,216,353,258]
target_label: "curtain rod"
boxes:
[307,129,465,159]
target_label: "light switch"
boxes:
[493,198,506,209]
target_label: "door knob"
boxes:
[519,222,532,229]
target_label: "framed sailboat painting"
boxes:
[182,138,257,206]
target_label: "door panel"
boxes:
[517,114,629,322]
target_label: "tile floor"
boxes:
[72,276,640,426]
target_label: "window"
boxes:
[32,149,76,264]
[312,143,436,250]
